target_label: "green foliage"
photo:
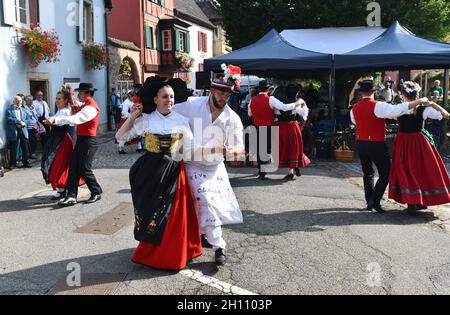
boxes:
[217,0,450,49]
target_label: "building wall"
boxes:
[185,24,213,90]
[0,0,108,149]
[108,0,141,47]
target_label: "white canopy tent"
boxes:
[281,26,386,54]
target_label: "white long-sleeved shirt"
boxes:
[54,105,97,126]
[350,99,443,124]
[248,94,297,117]
[121,99,133,119]
[174,96,245,167]
[33,100,51,119]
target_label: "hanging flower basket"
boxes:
[16,24,61,68]
[175,51,194,71]
[82,42,109,71]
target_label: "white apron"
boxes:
[186,162,242,228]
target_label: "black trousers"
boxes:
[8,129,29,166]
[27,129,38,155]
[256,126,273,174]
[67,136,103,198]
[357,141,391,206]
[114,107,122,129]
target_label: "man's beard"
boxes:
[211,95,226,110]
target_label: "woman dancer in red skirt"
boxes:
[276,99,311,180]
[388,81,450,215]
[41,85,85,200]
[116,77,202,270]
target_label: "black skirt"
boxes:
[130,152,181,245]
[41,126,68,184]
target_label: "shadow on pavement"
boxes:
[227,208,436,236]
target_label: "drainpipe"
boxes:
[105,5,112,131]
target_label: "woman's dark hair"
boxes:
[138,76,189,113]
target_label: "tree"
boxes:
[217,0,450,49]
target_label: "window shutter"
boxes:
[156,29,162,50]
[160,0,165,7]
[198,31,201,51]
[185,32,190,53]
[204,33,207,52]
[29,0,40,26]
[78,0,85,43]
[2,0,15,26]
[174,29,180,51]
[145,25,152,48]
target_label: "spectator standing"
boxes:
[33,90,51,146]
[23,95,39,158]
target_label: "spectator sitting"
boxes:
[430,80,443,97]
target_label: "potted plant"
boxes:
[82,42,109,71]
[175,52,194,70]
[16,24,61,68]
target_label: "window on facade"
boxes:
[83,0,94,42]
[198,32,207,53]
[2,0,38,26]
[150,0,165,6]
[162,30,172,51]
[178,31,185,52]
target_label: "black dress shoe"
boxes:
[407,204,418,216]
[417,205,428,210]
[258,172,267,180]
[283,174,295,181]
[215,248,226,266]
[58,197,77,207]
[201,234,213,249]
[22,164,33,168]
[294,168,302,177]
[86,194,102,204]
[118,150,127,155]
[373,204,386,214]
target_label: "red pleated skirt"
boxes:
[388,132,450,206]
[278,121,311,169]
[115,118,141,146]
[132,162,203,271]
[49,134,85,190]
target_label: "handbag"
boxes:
[35,122,46,135]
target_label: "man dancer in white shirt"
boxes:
[173,66,245,266]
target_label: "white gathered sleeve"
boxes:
[374,101,410,119]
[54,105,97,126]
[226,119,245,155]
[350,110,356,125]
[269,96,297,112]
[118,115,145,144]
[294,105,309,121]
[423,107,443,121]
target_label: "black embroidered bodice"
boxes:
[398,106,426,133]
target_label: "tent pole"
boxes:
[329,60,336,158]
[444,69,449,108]
[424,72,428,97]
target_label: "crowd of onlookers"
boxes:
[5,91,51,169]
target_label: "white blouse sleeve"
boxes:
[119,115,146,143]
[350,110,356,125]
[374,102,410,119]
[269,96,297,112]
[423,107,443,121]
[294,105,309,121]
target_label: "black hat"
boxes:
[357,80,376,92]
[75,83,98,92]
[258,80,270,91]
[138,76,189,114]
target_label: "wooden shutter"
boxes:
[2,0,15,26]
[145,25,152,49]
[77,0,85,42]
[204,33,207,52]
[198,31,201,51]
[29,0,39,26]
[174,29,180,51]
[185,32,190,53]
[156,28,162,50]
